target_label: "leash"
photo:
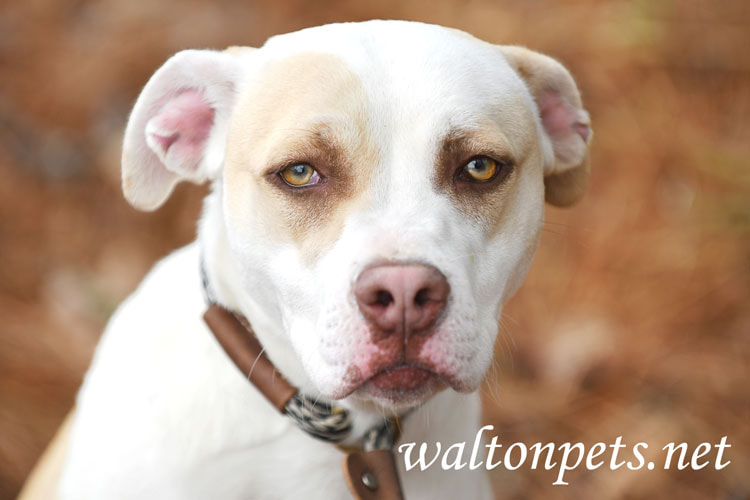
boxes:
[200,261,406,500]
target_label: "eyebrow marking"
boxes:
[440,128,516,164]
[261,122,354,180]
[432,126,520,227]
[433,128,516,188]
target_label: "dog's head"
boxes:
[122,21,592,412]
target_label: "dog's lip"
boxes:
[353,363,448,405]
[367,364,435,392]
[331,361,464,401]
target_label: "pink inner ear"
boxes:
[539,92,590,143]
[150,131,179,154]
[146,89,215,170]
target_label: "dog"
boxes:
[20,20,591,500]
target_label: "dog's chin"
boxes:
[352,365,448,412]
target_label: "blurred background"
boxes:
[1,0,748,498]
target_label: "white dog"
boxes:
[21,20,591,500]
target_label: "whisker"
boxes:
[246,347,266,381]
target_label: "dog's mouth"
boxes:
[355,363,448,405]
[369,364,434,391]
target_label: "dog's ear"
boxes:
[122,49,247,211]
[499,46,592,207]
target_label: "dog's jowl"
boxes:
[25,20,592,500]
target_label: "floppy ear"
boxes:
[122,49,246,211]
[499,46,593,207]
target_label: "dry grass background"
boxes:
[0,1,748,498]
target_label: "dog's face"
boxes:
[122,21,591,411]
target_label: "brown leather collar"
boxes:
[203,303,405,500]
[204,305,296,412]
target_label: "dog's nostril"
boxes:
[414,288,431,306]
[354,264,450,338]
[375,290,394,307]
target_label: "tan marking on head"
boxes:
[223,52,378,262]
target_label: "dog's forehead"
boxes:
[257,21,531,127]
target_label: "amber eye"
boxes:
[280,163,320,187]
[461,156,498,182]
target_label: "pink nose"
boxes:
[354,264,450,339]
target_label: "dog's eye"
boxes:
[460,156,499,182]
[280,163,321,187]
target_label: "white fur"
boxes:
[61,20,591,499]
